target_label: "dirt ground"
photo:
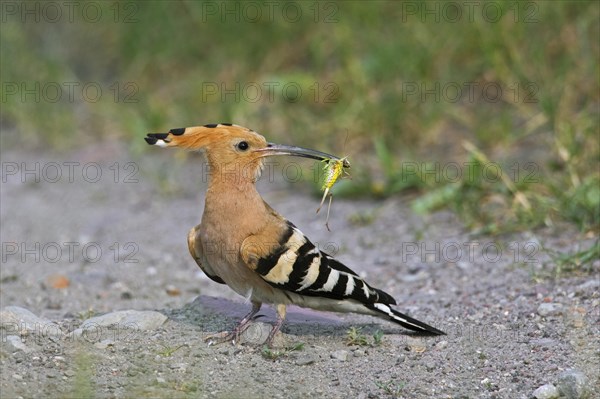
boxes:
[1,143,598,398]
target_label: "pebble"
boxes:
[295,355,317,366]
[94,339,115,349]
[0,306,62,337]
[425,361,437,372]
[400,271,429,283]
[532,384,559,399]
[69,310,168,338]
[12,374,23,381]
[45,274,70,289]
[537,303,563,317]
[557,369,591,399]
[4,335,33,353]
[169,363,187,370]
[241,322,272,345]
[566,307,586,328]
[457,261,471,270]
[405,337,427,353]
[63,370,76,378]
[575,279,598,291]
[353,349,365,357]
[435,340,448,350]
[530,338,557,347]
[330,350,349,361]
[165,285,181,296]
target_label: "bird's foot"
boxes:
[204,331,234,346]
[204,323,253,346]
[205,302,262,346]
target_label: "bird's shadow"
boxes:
[163,295,440,341]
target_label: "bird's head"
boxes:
[146,123,349,183]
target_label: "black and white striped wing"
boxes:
[242,221,445,335]
[248,222,396,305]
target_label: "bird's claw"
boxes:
[204,331,237,346]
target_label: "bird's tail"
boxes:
[366,302,445,335]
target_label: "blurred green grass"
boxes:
[1,1,598,234]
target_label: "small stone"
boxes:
[400,271,428,283]
[165,285,181,296]
[425,361,436,372]
[296,355,317,366]
[435,340,448,350]
[4,335,32,353]
[575,280,598,291]
[69,310,168,338]
[566,307,586,328]
[330,350,349,361]
[0,306,62,337]
[64,370,76,377]
[405,337,426,353]
[94,339,114,349]
[241,322,271,345]
[156,377,166,384]
[218,348,231,356]
[12,374,23,381]
[45,274,70,289]
[532,384,559,399]
[557,369,591,399]
[457,261,471,270]
[531,338,557,347]
[353,349,365,357]
[537,303,563,317]
[169,363,187,370]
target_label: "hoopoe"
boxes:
[145,123,444,346]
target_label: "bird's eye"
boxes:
[237,141,249,151]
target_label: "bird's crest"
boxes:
[145,123,256,150]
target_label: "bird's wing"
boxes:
[188,225,226,285]
[240,220,396,305]
[240,219,445,335]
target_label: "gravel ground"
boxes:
[1,143,598,398]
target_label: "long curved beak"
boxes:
[255,143,350,168]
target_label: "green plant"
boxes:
[345,327,369,346]
[375,379,405,397]
[157,343,188,357]
[67,349,95,399]
[543,240,599,277]
[372,330,384,346]
[261,342,305,360]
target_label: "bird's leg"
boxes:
[205,301,262,346]
[265,304,287,348]
[230,301,263,343]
